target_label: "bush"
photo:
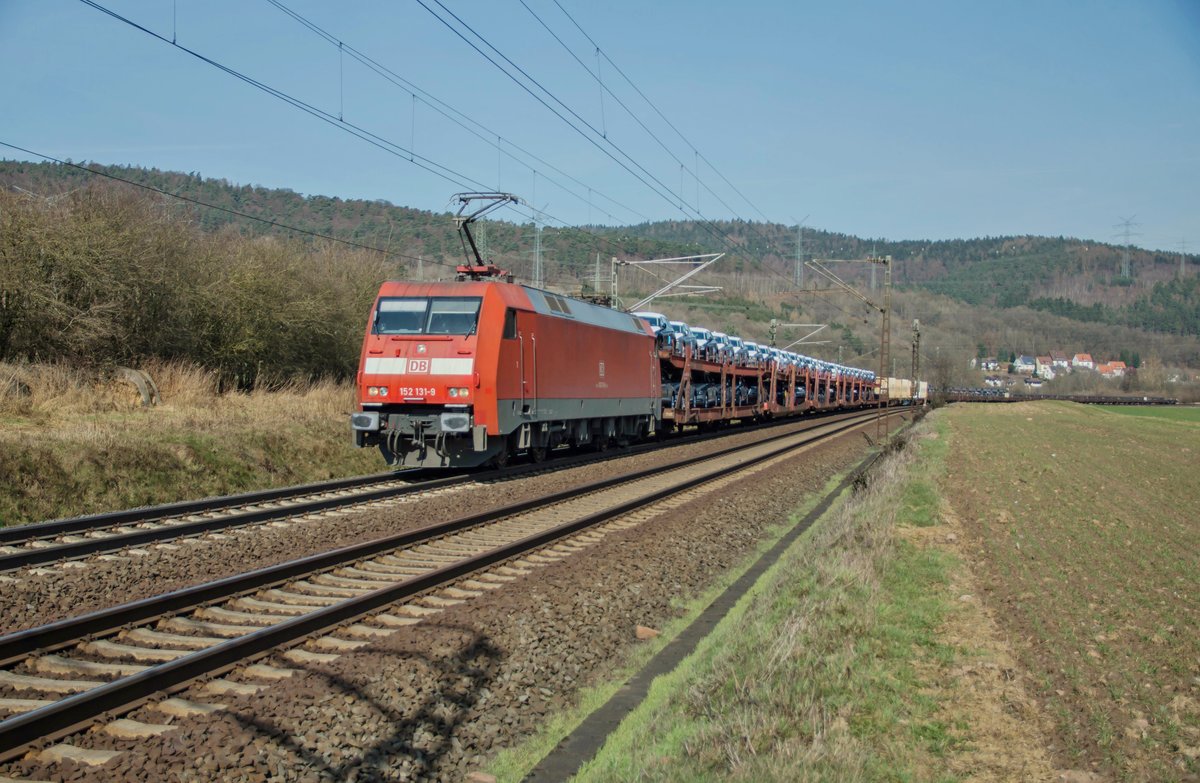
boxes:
[0,184,401,385]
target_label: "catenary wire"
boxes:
[78,0,491,194]
[76,0,791,297]
[0,140,642,283]
[264,0,646,224]
[521,0,782,254]
[415,0,782,278]
[74,0,644,269]
[551,0,778,227]
[414,0,693,216]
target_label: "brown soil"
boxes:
[940,402,1200,782]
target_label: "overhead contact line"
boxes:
[73,0,645,271]
[414,0,775,268]
[263,0,647,226]
[522,0,784,255]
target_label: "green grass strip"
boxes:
[568,419,958,782]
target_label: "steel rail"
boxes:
[0,407,876,572]
[0,408,900,762]
[0,474,465,573]
[0,409,875,664]
[0,470,411,544]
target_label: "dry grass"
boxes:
[942,401,1200,781]
[0,362,379,525]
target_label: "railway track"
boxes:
[0,408,876,574]
[0,408,901,766]
[0,471,448,574]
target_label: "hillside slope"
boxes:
[3,159,1197,378]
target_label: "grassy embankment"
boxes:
[560,416,979,782]
[491,414,1030,782]
[0,362,380,526]
[943,401,1200,781]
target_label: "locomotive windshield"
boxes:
[373,297,482,336]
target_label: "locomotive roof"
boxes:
[376,280,649,337]
[521,286,649,336]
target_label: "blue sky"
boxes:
[1,0,1197,251]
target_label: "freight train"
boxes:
[349,270,927,468]
[349,193,925,468]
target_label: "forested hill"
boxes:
[0,160,692,279]
[618,219,1198,335]
[3,159,1197,337]
[618,217,1150,287]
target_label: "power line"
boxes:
[74,0,641,273]
[519,1,687,179]
[0,140,443,265]
[77,0,490,193]
[263,0,646,225]
[126,0,772,284]
[414,0,689,214]
[77,0,784,295]
[415,0,777,278]
[1112,215,1141,279]
[519,0,781,256]
[1,141,639,283]
[550,0,777,227]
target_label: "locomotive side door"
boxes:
[517,311,538,416]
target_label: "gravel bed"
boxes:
[0,419,833,633]
[2,428,867,782]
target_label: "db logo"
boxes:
[407,359,430,373]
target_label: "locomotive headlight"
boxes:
[378,386,389,397]
[448,387,459,398]
[448,387,468,398]
[367,386,379,397]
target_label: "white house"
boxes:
[1073,353,1094,371]
[1036,356,1056,380]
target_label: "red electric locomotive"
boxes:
[350,194,660,468]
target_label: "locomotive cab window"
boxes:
[503,308,518,339]
[427,298,481,335]
[373,297,482,335]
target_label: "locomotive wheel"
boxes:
[529,445,548,463]
[490,438,513,469]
